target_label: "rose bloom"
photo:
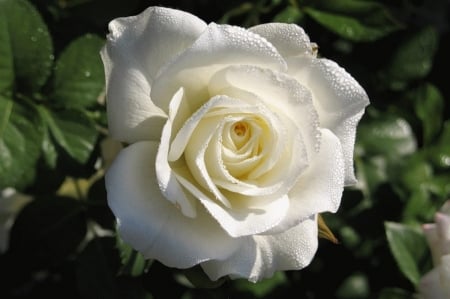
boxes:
[420,201,450,298]
[101,6,369,282]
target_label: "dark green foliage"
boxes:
[0,0,449,298]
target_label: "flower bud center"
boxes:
[233,121,248,137]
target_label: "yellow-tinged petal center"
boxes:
[233,121,247,136]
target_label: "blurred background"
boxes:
[0,0,449,298]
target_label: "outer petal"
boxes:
[250,23,314,58]
[151,23,287,113]
[423,223,443,266]
[201,215,318,282]
[419,267,449,299]
[441,255,450,297]
[101,7,207,143]
[435,212,450,255]
[106,141,238,268]
[287,57,369,185]
[268,129,344,234]
[440,254,450,298]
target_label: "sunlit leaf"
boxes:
[385,222,428,285]
[0,96,42,189]
[37,106,98,164]
[116,234,152,277]
[0,0,53,92]
[304,0,402,42]
[51,34,105,109]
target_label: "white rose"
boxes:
[101,6,369,282]
[420,201,450,298]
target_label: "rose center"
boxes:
[233,121,248,137]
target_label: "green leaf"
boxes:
[355,156,388,195]
[0,15,14,95]
[304,0,402,42]
[0,96,43,189]
[427,120,450,170]
[385,222,428,285]
[402,188,434,223]
[52,34,105,109]
[397,155,433,193]
[76,237,119,299]
[273,6,304,23]
[9,196,87,266]
[0,0,53,92]
[232,272,288,298]
[37,106,98,164]
[409,83,444,144]
[357,114,416,159]
[40,118,58,168]
[381,26,438,90]
[116,234,152,277]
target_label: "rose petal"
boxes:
[441,255,450,297]
[435,212,450,255]
[420,267,449,299]
[202,101,307,197]
[267,129,345,233]
[287,57,369,185]
[106,141,238,268]
[104,6,206,81]
[101,7,206,143]
[250,23,314,57]
[209,65,320,156]
[151,23,287,114]
[201,215,318,282]
[156,88,197,217]
[423,223,443,266]
[175,165,290,238]
[168,95,243,162]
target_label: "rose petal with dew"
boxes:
[287,57,369,184]
[250,23,314,58]
[266,129,344,234]
[209,65,320,156]
[150,23,287,114]
[101,7,206,143]
[106,141,239,268]
[202,215,318,282]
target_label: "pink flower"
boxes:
[420,201,450,298]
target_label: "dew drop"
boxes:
[84,71,91,77]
